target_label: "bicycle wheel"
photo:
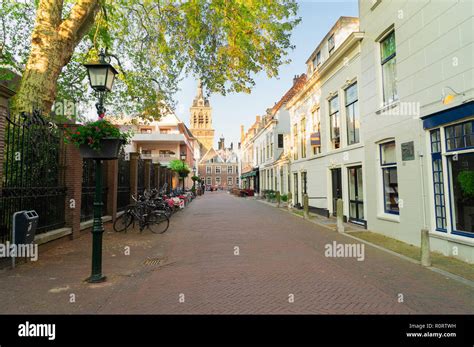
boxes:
[114,212,133,232]
[147,212,170,234]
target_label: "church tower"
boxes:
[189,81,215,155]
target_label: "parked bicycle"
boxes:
[113,195,169,234]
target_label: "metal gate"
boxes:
[117,149,130,211]
[137,157,145,196]
[81,159,108,221]
[0,110,66,243]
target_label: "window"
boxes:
[215,166,221,174]
[345,82,360,145]
[293,124,298,160]
[380,30,398,104]
[227,166,233,174]
[215,177,221,186]
[445,120,474,151]
[380,141,399,214]
[301,172,307,195]
[329,95,340,149]
[206,166,211,174]
[301,117,307,158]
[445,120,474,235]
[328,34,335,53]
[206,177,211,185]
[236,177,239,185]
[430,129,446,230]
[312,108,321,155]
[160,128,171,134]
[270,134,274,158]
[227,177,233,186]
[140,128,152,134]
[448,152,474,235]
[278,134,284,148]
[312,51,321,70]
[270,170,274,190]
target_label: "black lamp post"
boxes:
[180,152,187,190]
[192,167,197,191]
[83,49,118,283]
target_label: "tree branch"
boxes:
[58,0,100,45]
[36,0,64,27]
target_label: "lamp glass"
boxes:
[105,66,116,91]
[88,66,108,90]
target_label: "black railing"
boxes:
[117,151,130,211]
[81,159,108,222]
[0,110,66,243]
[137,157,145,196]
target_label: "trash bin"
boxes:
[13,210,39,245]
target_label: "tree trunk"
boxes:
[11,0,100,114]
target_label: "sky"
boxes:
[173,0,359,150]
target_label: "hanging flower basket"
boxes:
[64,120,131,160]
[79,137,125,160]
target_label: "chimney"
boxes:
[238,142,241,150]
[240,125,245,142]
[293,74,299,85]
[256,115,261,123]
[218,136,225,150]
[230,142,233,150]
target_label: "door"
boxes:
[348,166,364,224]
[331,168,342,216]
[293,173,299,206]
[301,171,307,204]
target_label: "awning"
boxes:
[421,101,473,129]
[241,171,257,179]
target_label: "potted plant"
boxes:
[457,171,474,200]
[64,119,131,160]
[169,159,191,189]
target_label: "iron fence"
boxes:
[137,157,145,196]
[0,110,66,243]
[81,159,108,222]
[117,150,130,211]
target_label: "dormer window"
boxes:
[328,34,335,54]
[311,51,321,72]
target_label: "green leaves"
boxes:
[169,159,191,177]
[64,119,132,150]
[2,0,300,119]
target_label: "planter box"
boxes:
[79,138,124,160]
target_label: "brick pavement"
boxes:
[0,191,472,314]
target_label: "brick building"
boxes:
[198,137,240,190]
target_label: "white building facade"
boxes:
[359,0,474,262]
[287,17,366,224]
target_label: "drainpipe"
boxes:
[419,123,431,266]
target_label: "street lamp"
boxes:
[192,166,197,191]
[180,152,187,190]
[84,49,118,118]
[83,49,118,283]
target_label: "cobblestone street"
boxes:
[0,192,472,314]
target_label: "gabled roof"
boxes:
[271,74,307,115]
[199,146,239,164]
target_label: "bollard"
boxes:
[421,228,431,267]
[276,191,281,208]
[287,192,292,211]
[303,194,309,219]
[336,199,344,233]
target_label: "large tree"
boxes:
[1,0,300,117]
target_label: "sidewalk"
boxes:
[255,197,474,286]
[0,192,472,314]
